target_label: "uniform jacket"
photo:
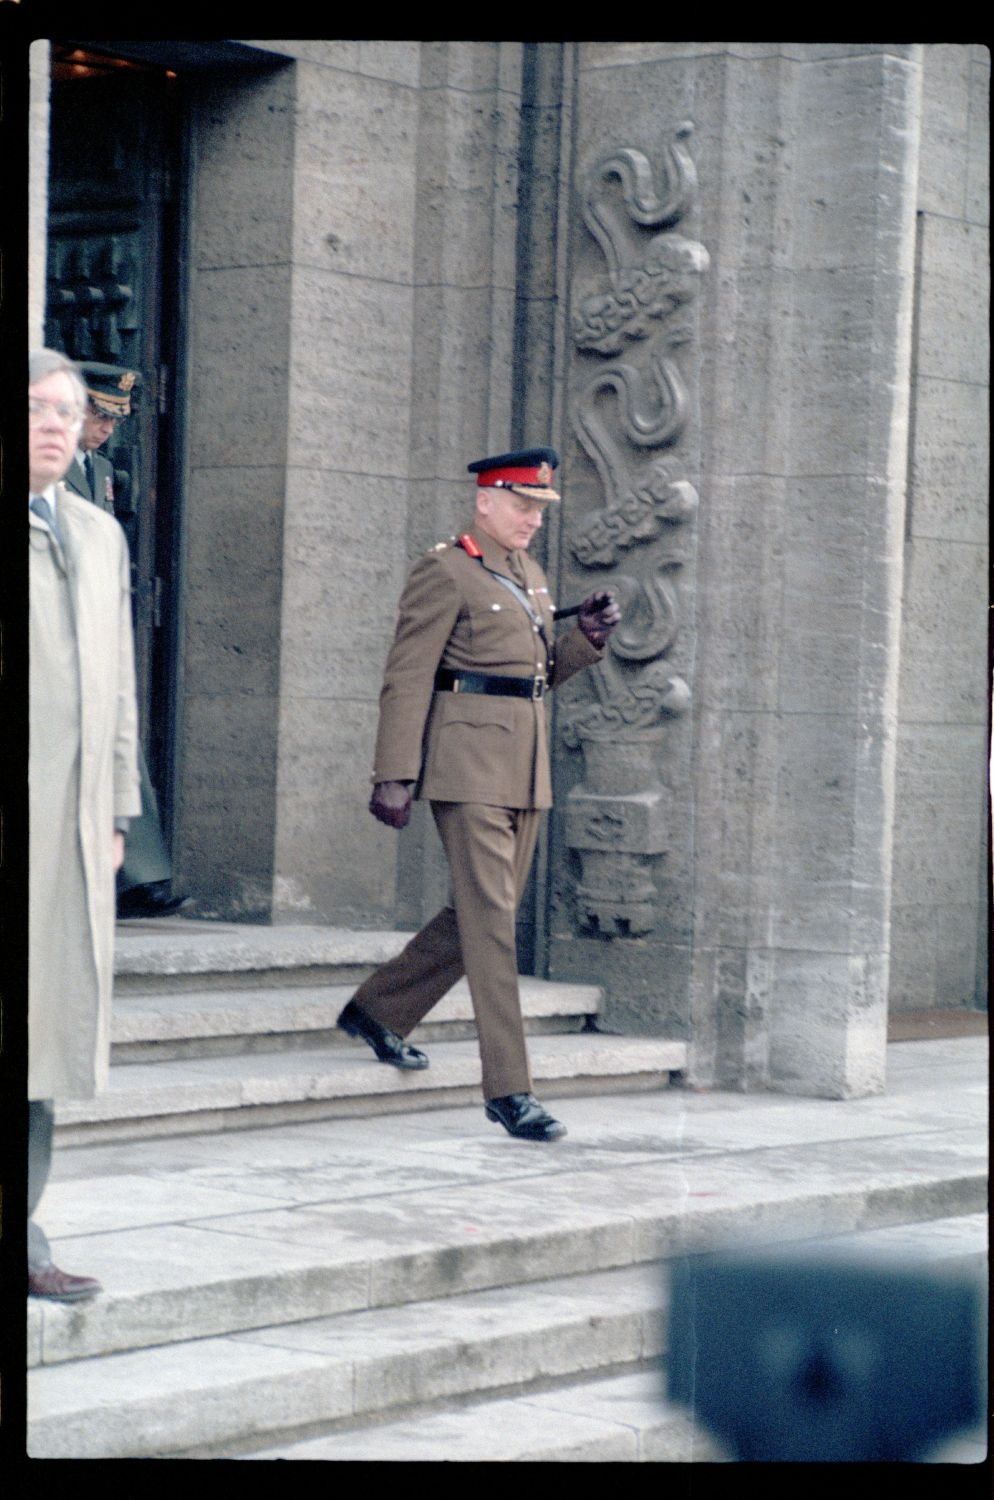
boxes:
[64,449,115,514]
[372,528,602,809]
[29,484,141,1099]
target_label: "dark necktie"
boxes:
[30,495,63,548]
[84,452,95,498]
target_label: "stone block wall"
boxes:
[889,43,990,1011]
[173,58,297,919]
[32,38,980,1090]
[271,43,423,927]
[172,41,534,926]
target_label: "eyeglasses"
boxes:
[87,404,123,424]
[29,398,84,430]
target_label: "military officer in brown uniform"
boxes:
[337,448,620,1140]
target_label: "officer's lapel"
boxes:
[63,456,92,503]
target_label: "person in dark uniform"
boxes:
[63,363,132,518]
[64,362,187,919]
[336,448,620,1140]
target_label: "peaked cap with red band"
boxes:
[467,446,561,502]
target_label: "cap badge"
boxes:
[536,461,552,486]
[118,372,137,392]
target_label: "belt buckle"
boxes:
[532,675,546,700]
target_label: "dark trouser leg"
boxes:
[352,906,464,1036]
[432,802,540,1101]
[28,1099,54,1270]
[117,743,171,893]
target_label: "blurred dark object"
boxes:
[667,1249,985,1462]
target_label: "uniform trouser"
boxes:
[28,1099,54,1270]
[117,743,171,893]
[354,802,541,1100]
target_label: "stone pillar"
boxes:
[174,61,297,919]
[890,44,990,1014]
[386,42,530,931]
[550,44,925,1098]
[688,44,924,1097]
[271,43,424,926]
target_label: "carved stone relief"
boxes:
[562,123,708,937]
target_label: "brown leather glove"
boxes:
[369,781,414,829]
[577,589,621,650]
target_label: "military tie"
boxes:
[83,451,95,500]
[30,495,63,548]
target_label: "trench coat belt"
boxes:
[434,667,547,700]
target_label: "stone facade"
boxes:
[28,40,988,1097]
[890,44,990,1015]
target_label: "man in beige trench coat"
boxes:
[28,348,141,1300]
[336,448,620,1140]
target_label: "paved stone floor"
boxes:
[19,1035,990,1466]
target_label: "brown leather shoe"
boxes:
[28,1262,102,1302]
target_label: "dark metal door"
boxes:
[45,50,183,822]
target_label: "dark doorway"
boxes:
[45,45,185,836]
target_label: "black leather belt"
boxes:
[435,667,547,700]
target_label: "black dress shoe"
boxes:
[28,1262,102,1302]
[485,1092,567,1141]
[117,881,190,919]
[337,999,429,1070]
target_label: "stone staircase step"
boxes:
[245,1336,991,1463]
[26,1042,987,1459]
[244,1369,724,1463]
[29,1094,986,1373]
[112,922,422,995]
[28,1213,986,1460]
[110,977,605,1063]
[55,1034,685,1144]
[27,1263,664,1459]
